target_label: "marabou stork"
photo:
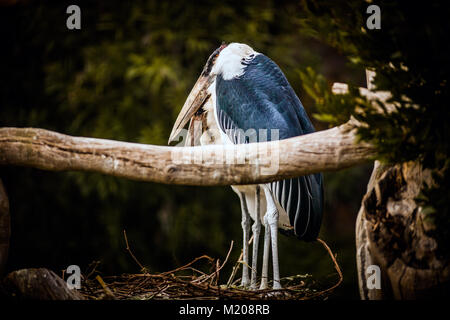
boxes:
[168,43,324,290]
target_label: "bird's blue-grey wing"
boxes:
[215,54,323,241]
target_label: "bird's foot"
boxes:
[259,278,269,290]
[272,281,282,290]
[250,282,259,291]
[240,279,250,288]
[259,279,282,291]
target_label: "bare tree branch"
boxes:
[0,122,376,186]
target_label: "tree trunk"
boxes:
[356,161,450,299]
[0,179,10,276]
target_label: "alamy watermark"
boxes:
[66,5,81,30]
[366,264,381,290]
[66,264,81,289]
[366,5,381,30]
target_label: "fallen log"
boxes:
[2,268,85,300]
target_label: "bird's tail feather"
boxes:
[271,174,324,241]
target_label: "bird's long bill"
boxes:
[168,74,213,144]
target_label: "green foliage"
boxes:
[299,1,450,254]
[299,67,364,126]
[301,0,450,169]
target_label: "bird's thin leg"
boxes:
[250,186,261,290]
[263,186,282,289]
[238,192,251,288]
[259,213,271,290]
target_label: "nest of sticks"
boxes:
[80,233,343,300]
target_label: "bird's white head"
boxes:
[211,43,258,80]
[168,42,257,143]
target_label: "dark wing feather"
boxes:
[216,54,323,241]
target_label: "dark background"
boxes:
[0,0,372,298]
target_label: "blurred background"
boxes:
[0,0,372,298]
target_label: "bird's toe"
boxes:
[272,281,282,290]
[240,280,250,288]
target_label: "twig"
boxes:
[123,230,148,273]
[159,255,214,277]
[313,238,344,297]
[147,284,171,300]
[212,259,220,288]
[96,275,116,299]
[199,240,233,285]
[227,235,253,287]
[85,260,101,279]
